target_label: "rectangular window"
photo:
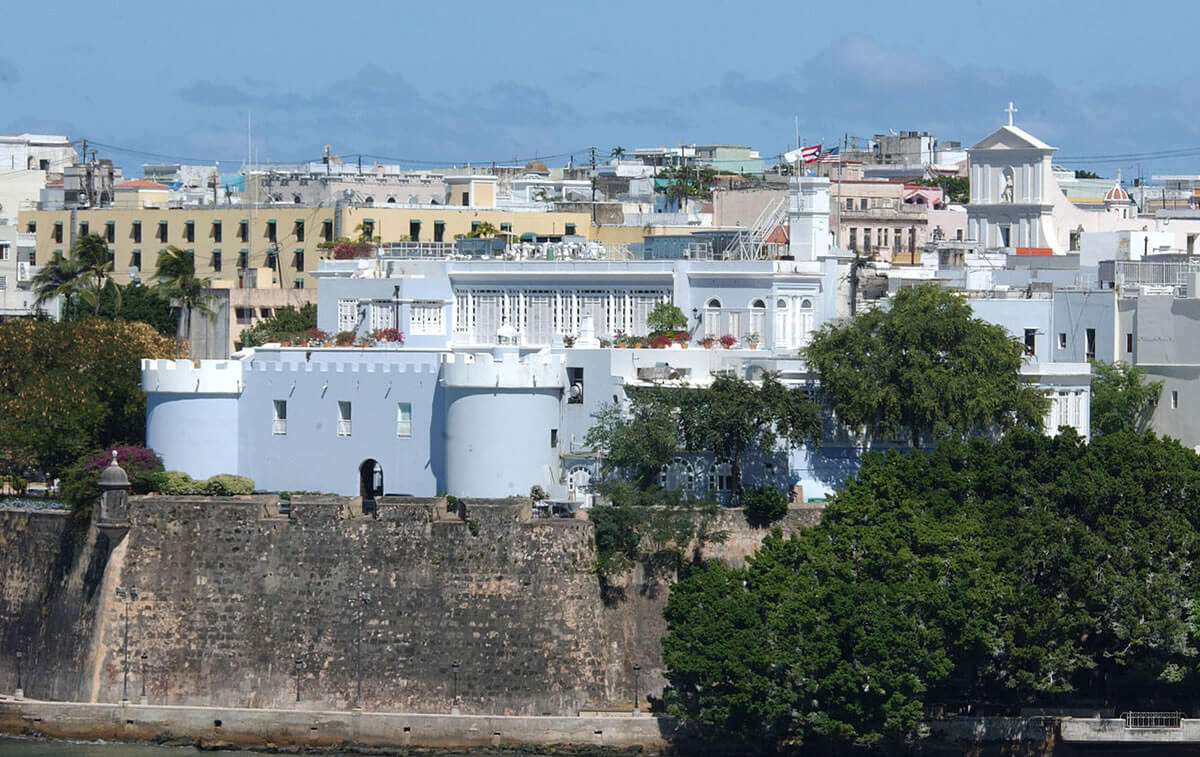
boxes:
[848,228,857,251]
[212,250,222,272]
[846,198,854,211]
[470,221,481,234]
[337,401,352,437]
[410,220,421,241]
[273,400,287,435]
[53,222,62,243]
[0,244,8,261]
[26,221,35,233]
[266,220,277,243]
[1126,332,1134,353]
[859,198,867,210]
[0,275,6,290]
[294,220,304,242]
[410,301,444,334]
[238,220,248,242]
[131,250,142,270]
[105,221,115,243]
[434,220,445,243]
[462,191,470,205]
[500,222,511,233]
[235,307,252,324]
[238,249,249,269]
[322,219,333,242]
[158,221,168,242]
[337,299,358,332]
[185,221,195,243]
[1085,328,1096,360]
[212,221,222,242]
[565,223,576,235]
[132,222,142,243]
[567,367,584,404]
[396,403,412,438]
[294,249,304,271]
[550,429,558,448]
[260,308,272,319]
[1058,332,1067,350]
[266,251,277,270]
[1023,328,1036,356]
[1172,390,1179,410]
[80,221,89,237]
[863,228,871,253]
[362,220,375,238]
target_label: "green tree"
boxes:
[915,176,969,204]
[1074,169,1101,179]
[804,283,1048,448]
[467,221,499,238]
[31,251,85,319]
[646,301,688,334]
[95,281,179,336]
[153,246,214,356]
[610,146,626,160]
[235,303,318,350]
[1090,360,1162,435]
[0,319,175,479]
[72,233,121,315]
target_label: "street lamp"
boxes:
[632,663,641,715]
[295,656,303,703]
[451,660,460,711]
[115,586,138,702]
[351,592,370,709]
[14,650,22,695]
[140,652,147,699]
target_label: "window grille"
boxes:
[337,401,352,437]
[337,299,358,333]
[396,403,412,437]
[273,400,287,435]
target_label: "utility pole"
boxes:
[80,139,93,207]
[589,146,597,226]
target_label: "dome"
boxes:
[98,451,130,489]
[1104,183,1130,203]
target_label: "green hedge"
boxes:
[159,471,255,496]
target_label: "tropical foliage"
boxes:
[0,319,175,481]
[153,246,213,356]
[234,303,318,350]
[1090,360,1162,435]
[804,283,1048,447]
[663,429,1200,750]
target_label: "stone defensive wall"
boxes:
[140,359,243,394]
[0,497,822,747]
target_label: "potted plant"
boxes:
[747,332,760,350]
[673,330,690,349]
[719,334,737,349]
[305,327,328,347]
[650,333,673,349]
[700,336,716,349]
[335,330,355,347]
[563,334,576,348]
[371,327,405,345]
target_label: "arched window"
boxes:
[749,299,766,338]
[704,298,722,337]
[708,459,733,493]
[386,196,397,204]
[293,194,302,204]
[800,298,813,310]
[659,457,696,493]
[567,466,592,504]
[364,195,374,204]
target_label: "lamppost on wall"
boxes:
[451,660,460,714]
[140,652,147,700]
[632,663,641,716]
[295,656,303,703]
[351,592,370,710]
[115,585,138,702]
[14,650,22,698]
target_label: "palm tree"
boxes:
[73,233,120,315]
[31,252,85,319]
[154,246,214,357]
[610,146,626,160]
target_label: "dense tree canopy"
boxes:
[662,429,1200,749]
[0,319,175,480]
[1090,360,1162,435]
[804,283,1048,447]
[234,303,319,350]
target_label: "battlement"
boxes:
[141,359,243,395]
[441,351,565,389]
[245,359,439,375]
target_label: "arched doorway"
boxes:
[359,459,383,514]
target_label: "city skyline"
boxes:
[4,0,1200,176]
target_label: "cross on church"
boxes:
[1005,101,1018,127]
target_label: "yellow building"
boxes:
[18,204,597,288]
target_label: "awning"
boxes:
[212,219,222,225]
[363,217,374,223]
[294,218,304,223]
[132,220,141,225]
[158,220,167,226]
[211,248,221,253]
[53,220,62,226]
[294,247,304,253]
[519,232,535,241]
[434,220,445,226]
[409,218,422,223]
[267,219,276,224]
[185,219,194,225]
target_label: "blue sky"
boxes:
[5,0,1200,177]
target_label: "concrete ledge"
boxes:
[0,698,673,752]
[1061,717,1200,742]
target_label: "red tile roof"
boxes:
[115,179,171,190]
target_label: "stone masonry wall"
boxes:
[1,498,823,716]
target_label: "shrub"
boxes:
[160,471,202,495]
[61,444,164,511]
[719,334,737,348]
[647,302,688,334]
[203,474,255,496]
[335,330,355,346]
[742,485,788,527]
[371,327,404,344]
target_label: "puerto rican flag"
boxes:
[800,143,822,163]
